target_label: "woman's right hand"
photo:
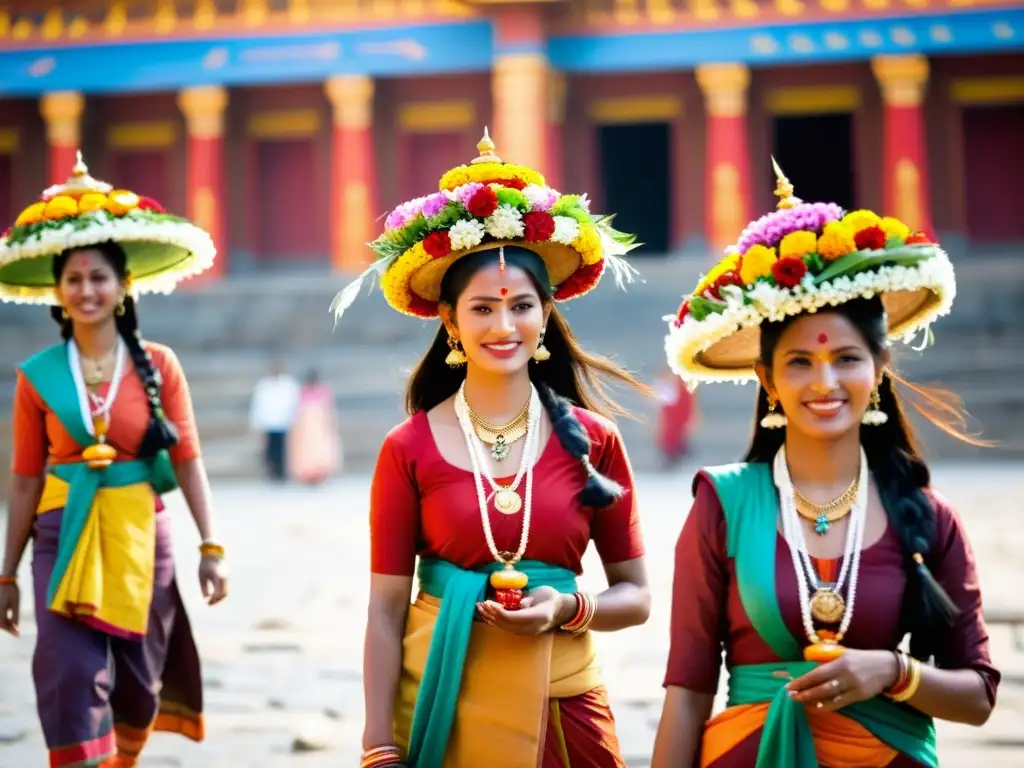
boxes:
[0,583,20,638]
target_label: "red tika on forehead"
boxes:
[818,333,829,344]
[500,287,508,297]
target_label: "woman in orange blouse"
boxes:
[0,157,227,767]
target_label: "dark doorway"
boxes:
[772,114,855,210]
[0,155,12,231]
[963,104,1024,244]
[599,123,671,254]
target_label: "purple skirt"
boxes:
[31,506,204,766]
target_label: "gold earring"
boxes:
[116,296,126,316]
[445,334,467,367]
[760,398,787,429]
[532,329,550,362]
[861,388,888,426]
[60,307,70,320]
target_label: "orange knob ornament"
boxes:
[489,566,528,611]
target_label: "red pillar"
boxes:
[178,86,228,280]
[696,63,752,254]
[546,71,566,190]
[872,55,933,237]
[39,91,84,186]
[325,75,377,272]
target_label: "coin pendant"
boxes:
[810,589,846,623]
[494,488,522,515]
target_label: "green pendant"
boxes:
[491,434,509,461]
[814,513,830,535]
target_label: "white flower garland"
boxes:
[664,248,957,388]
[0,215,217,305]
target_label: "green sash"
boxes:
[703,464,938,768]
[408,558,578,768]
[19,343,177,495]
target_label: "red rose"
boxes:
[709,270,744,299]
[422,231,451,259]
[553,259,605,301]
[674,298,690,326]
[854,225,887,251]
[137,196,166,213]
[1,226,11,240]
[772,257,808,289]
[522,211,555,241]
[905,231,932,245]
[483,178,526,190]
[466,186,498,218]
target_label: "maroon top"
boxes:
[369,408,645,576]
[665,470,1000,708]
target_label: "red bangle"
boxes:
[886,651,910,695]
[360,745,402,768]
[0,575,16,586]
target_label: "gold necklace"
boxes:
[792,477,859,536]
[464,399,530,461]
[80,347,117,387]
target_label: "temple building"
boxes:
[1,0,1022,278]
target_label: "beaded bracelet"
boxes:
[198,541,226,560]
[360,745,402,768]
[560,591,596,634]
[0,575,16,586]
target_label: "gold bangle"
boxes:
[0,575,16,586]
[199,541,225,559]
[889,657,923,703]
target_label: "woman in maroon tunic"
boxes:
[652,166,999,767]
[332,133,653,768]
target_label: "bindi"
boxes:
[499,287,508,297]
[817,333,828,345]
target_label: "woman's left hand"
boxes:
[198,556,229,606]
[476,586,574,636]
[786,649,899,712]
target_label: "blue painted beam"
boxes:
[0,10,1022,95]
[549,9,1024,72]
[0,20,494,96]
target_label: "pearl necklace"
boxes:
[774,446,869,644]
[454,382,542,566]
[68,337,126,439]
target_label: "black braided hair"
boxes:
[533,380,624,508]
[405,246,648,509]
[745,296,959,658]
[50,241,179,458]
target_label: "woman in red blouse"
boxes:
[652,168,999,767]
[335,133,652,768]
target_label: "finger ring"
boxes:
[815,702,823,709]
[831,679,841,689]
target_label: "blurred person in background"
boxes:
[654,366,697,469]
[652,163,998,767]
[332,132,652,767]
[248,356,299,482]
[286,367,342,484]
[0,157,228,766]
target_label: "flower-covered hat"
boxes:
[665,159,956,387]
[0,152,215,305]
[330,129,638,320]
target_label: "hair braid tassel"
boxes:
[534,382,624,508]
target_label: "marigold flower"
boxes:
[739,245,777,285]
[779,230,818,260]
[817,221,857,261]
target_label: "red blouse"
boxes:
[665,471,1000,706]
[370,408,644,576]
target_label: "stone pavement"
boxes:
[1,464,1022,767]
